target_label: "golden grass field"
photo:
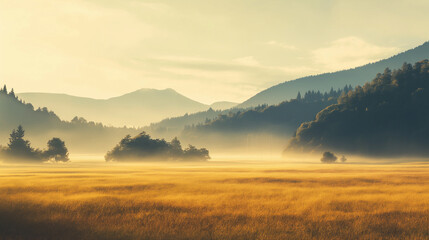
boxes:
[0,160,429,240]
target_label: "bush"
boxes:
[321,151,337,163]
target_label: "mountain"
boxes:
[180,87,350,152]
[142,87,351,154]
[239,41,429,108]
[184,87,349,137]
[0,86,140,154]
[209,101,238,110]
[287,60,429,157]
[18,88,210,127]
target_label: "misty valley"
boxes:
[2,46,429,239]
[2,2,429,239]
[3,56,429,161]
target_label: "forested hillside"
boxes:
[287,61,429,156]
[180,86,352,151]
[185,86,351,135]
[142,107,246,140]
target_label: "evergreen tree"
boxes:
[9,88,15,98]
[296,92,302,101]
[7,125,38,160]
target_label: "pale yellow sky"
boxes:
[1,0,429,104]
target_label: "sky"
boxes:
[1,0,429,104]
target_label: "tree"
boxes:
[296,92,302,101]
[44,138,69,162]
[321,151,337,163]
[9,88,15,98]
[183,145,210,161]
[340,155,347,163]
[169,137,183,157]
[6,125,39,160]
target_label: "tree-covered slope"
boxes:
[287,60,429,156]
[142,107,247,140]
[240,41,429,108]
[183,86,351,138]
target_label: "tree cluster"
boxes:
[320,151,347,163]
[0,125,69,162]
[288,60,429,157]
[105,132,210,162]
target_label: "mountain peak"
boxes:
[17,88,209,127]
[132,88,178,94]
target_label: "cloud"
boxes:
[147,55,316,82]
[266,41,297,50]
[234,56,260,66]
[1,0,417,104]
[312,37,400,71]
[136,56,318,103]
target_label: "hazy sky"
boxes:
[1,0,429,104]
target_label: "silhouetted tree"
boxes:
[44,138,69,162]
[5,125,40,161]
[321,151,337,163]
[169,137,184,157]
[9,88,15,98]
[340,155,347,163]
[183,145,210,161]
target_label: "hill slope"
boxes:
[178,87,350,153]
[18,88,209,127]
[0,87,140,154]
[287,60,429,157]
[209,101,238,110]
[240,41,429,108]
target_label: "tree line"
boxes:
[0,125,210,162]
[182,85,353,138]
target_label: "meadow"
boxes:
[0,160,428,240]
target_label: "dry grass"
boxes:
[0,161,429,240]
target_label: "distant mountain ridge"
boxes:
[18,88,232,127]
[240,41,429,108]
[0,87,140,154]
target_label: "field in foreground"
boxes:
[0,161,429,240]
